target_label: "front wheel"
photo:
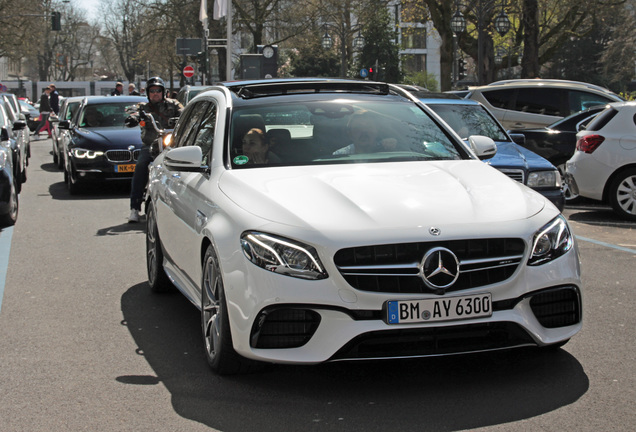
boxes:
[201,244,256,375]
[146,202,172,292]
[608,168,636,220]
[0,179,18,227]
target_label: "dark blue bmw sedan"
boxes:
[58,96,146,194]
[415,95,565,211]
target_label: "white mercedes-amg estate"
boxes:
[145,79,582,374]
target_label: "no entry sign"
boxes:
[183,65,195,78]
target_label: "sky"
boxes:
[79,0,99,21]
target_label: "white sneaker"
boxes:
[128,209,140,223]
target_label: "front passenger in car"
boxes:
[242,128,281,165]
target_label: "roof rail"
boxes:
[484,79,614,93]
[225,80,390,99]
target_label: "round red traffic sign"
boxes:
[183,65,195,78]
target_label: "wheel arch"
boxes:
[602,163,636,203]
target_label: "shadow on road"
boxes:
[119,283,589,431]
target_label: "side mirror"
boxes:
[468,135,497,160]
[58,120,71,130]
[164,146,207,172]
[1,127,9,141]
[508,133,526,145]
[13,120,26,131]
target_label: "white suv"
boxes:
[467,79,623,130]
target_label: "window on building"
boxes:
[401,27,426,49]
[401,54,427,74]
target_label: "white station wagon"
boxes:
[145,79,582,374]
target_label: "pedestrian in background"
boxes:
[48,84,60,115]
[128,83,140,96]
[33,86,51,139]
[111,82,124,96]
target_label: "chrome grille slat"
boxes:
[498,168,525,184]
[105,149,134,163]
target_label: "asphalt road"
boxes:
[0,138,634,432]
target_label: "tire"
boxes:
[0,179,18,227]
[145,202,172,293]
[201,244,256,375]
[608,168,636,221]
[53,143,58,166]
[65,168,81,195]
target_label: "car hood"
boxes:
[219,161,546,232]
[488,141,555,171]
[72,127,142,149]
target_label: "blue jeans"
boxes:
[130,146,153,211]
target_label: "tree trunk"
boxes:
[521,0,540,78]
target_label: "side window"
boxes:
[568,90,613,115]
[514,88,562,116]
[481,89,514,109]
[172,101,209,148]
[192,103,217,165]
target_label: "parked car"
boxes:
[566,101,636,220]
[0,98,28,193]
[18,99,40,132]
[411,94,564,211]
[59,95,146,194]
[512,106,605,168]
[145,78,582,374]
[0,104,19,226]
[1,93,30,170]
[175,85,213,106]
[466,79,623,130]
[50,96,84,169]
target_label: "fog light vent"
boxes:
[250,308,321,349]
[529,287,581,328]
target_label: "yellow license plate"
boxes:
[116,164,135,173]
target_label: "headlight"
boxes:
[527,170,561,188]
[529,215,573,266]
[72,148,104,159]
[241,232,328,280]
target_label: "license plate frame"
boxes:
[386,293,492,324]
[115,164,136,173]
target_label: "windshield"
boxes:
[80,102,132,128]
[230,99,466,168]
[427,103,509,142]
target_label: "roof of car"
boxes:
[469,79,620,96]
[82,95,147,105]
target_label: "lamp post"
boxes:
[450,9,467,85]
[452,0,510,85]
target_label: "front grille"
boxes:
[250,308,321,349]
[334,238,525,294]
[105,149,134,163]
[529,286,581,328]
[498,168,525,184]
[329,322,536,361]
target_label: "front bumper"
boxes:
[224,245,582,365]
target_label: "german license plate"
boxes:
[387,293,492,324]
[116,164,135,173]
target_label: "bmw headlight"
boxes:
[72,148,104,159]
[527,170,561,188]
[529,215,573,266]
[241,232,328,280]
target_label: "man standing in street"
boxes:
[124,77,183,223]
[128,83,140,95]
[111,82,124,96]
[48,84,59,115]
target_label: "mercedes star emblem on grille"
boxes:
[419,247,460,290]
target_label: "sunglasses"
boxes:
[148,89,163,94]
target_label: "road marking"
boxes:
[0,226,13,313]
[576,235,636,255]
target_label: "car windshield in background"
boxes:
[427,104,508,141]
[229,99,465,168]
[80,102,135,128]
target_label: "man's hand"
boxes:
[124,116,139,127]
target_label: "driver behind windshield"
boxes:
[333,111,397,155]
